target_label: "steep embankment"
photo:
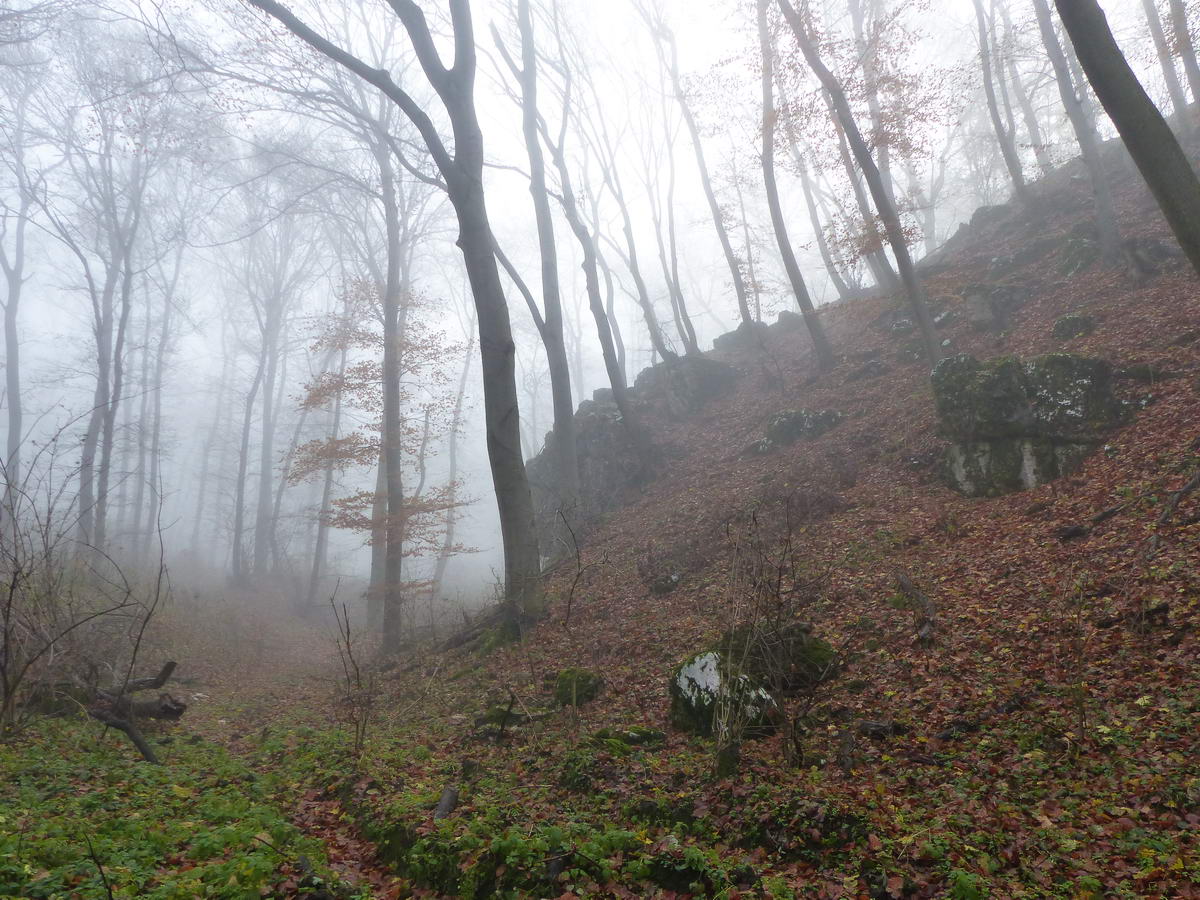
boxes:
[275,148,1197,898]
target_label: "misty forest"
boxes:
[3,0,1200,896]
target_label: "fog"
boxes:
[0,0,1163,640]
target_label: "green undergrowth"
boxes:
[0,717,353,899]
[242,674,1200,898]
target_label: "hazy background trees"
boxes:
[1,0,1193,650]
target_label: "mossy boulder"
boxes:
[668,650,776,737]
[717,622,838,694]
[765,408,844,445]
[554,667,603,706]
[933,353,1123,496]
[1024,353,1123,441]
[1051,313,1095,341]
[931,354,1032,439]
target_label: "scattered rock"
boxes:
[961,282,1029,332]
[846,358,890,382]
[554,668,603,707]
[668,650,777,737]
[1051,313,1095,341]
[765,409,844,446]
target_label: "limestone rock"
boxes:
[932,353,1124,496]
[668,650,776,737]
[634,356,738,419]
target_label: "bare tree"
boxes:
[777,0,940,364]
[971,0,1032,205]
[757,0,835,371]
[1055,0,1200,276]
[245,0,543,625]
[1032,0,1120,262]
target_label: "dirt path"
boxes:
[168,606,401,897]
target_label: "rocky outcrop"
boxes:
[527,357,739,553]
[932,353,1124,496]
[633,355,738,419]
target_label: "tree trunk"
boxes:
[1142,0,1189,122]
[779,0,940,364]
[253,303,282,577]
[1033,0,1121,262]
[2,200,28,525]
[660,27,754,326]
[511,0,579,509]
[758,0,835,371]
[829,106,900,293]
[377,143,409,649]
[1169,0,1200,106]
[1055,0,1200,277]
[429,320,473,602]
[971,0,1032,205]
[231,358,265,582]
[305,345,347,613]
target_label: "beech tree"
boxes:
[490,0,579,511]
[1055,0,1200,277]
[245,0,543,625]
[757,0,835,370]
[777,0,940,364]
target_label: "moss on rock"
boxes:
[554,667,603,707]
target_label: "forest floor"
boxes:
[4,150,1200,898]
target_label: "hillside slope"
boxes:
[224,151,1200,898]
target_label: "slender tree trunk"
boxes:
[848,0,896,203]
[1169,0,1200,106]
[507,0,579,509]
[1033,0,1121,262]
[779,104,855,302]
[1056,0,1200,276]
[130,306,151,554]
[830,107,899,293]
[253,305,282,576]
[758,0,835,370]
[537,49,648,459]
[1003,46,1053,174]
[232,358,265,582]
[732,176,764,320]
[143,249,180,559]
[779,0,940,364]
[972,0,1032,205]
[2,234,23,522]
[95,251,135,553]
[377,144,409,648]
[305,345,347,613]
[367,450,387,627]
[429,322,473,601]
[1141,0,1189,122]
[659,27,754,326]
